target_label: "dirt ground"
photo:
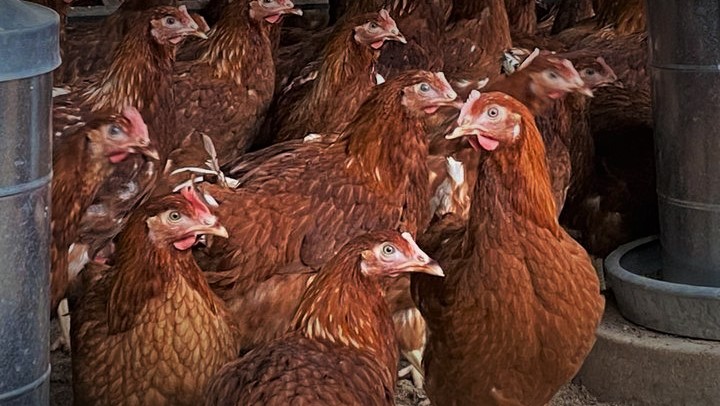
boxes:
[50,324,623,406]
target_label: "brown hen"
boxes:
[414,91,604,406]
[261,9,406,145]
[51,107,153,314]
[203,231,443,406]
[58,0,180,85]
[71,186,237,405]
[172,0,301,166]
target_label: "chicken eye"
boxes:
[584,68,596,76]
[546,71,559,80]
[487,107,499,118]
[168,211,182,222]
[381,244,396,256]
[108,124,123,138]
[419,83,430,92]
[165,16,176,25]
[369,22,379,30]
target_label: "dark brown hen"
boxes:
[261,9,406,146]
[532,49,621,215]
[414,91,604,406]
[71,186,237,406]
[51,108,153,315]
[193,71,457,353]
[172,0,302,166]
[203,231,443,406]
[58,0,181,85]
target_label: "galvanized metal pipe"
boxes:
[0,1,59,404]
[647,0,720,287]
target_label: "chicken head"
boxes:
[575,56,622,89]
[353,9,407,49]
[146,186,229,251]
[523,49,594,98]
[250,0,303,24]
[150,5,209,45]
[88,106,158,163]
[401,71,458,116]
[446,90,524,152]
[360,231,444,278]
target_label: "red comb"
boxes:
[458,90,481,125]
[177,5,194,24]
[180,186,211,217]
[121,106,149,141]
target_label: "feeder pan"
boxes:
[605,236,720,341]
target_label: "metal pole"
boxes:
[0,1,59,404]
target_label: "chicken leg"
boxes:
[51,299,71,352]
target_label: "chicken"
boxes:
[489,49,592,113]
[526,49,620,215]
[593,0,645,35]
[53,5,204,270]
[178,0,292,63]
[172,0,302,166]
[543,51,622,221]
[71,186,237,406]
[51,107,153,316]
[58,0,180,85]
[552,0,645,46]
[383,275,427,388]
[260,9,406,145]
[558,14,654,257]
[192,71,457,354]
[413,90,605,406]
[26,0,72,49]
[203,231,444,406]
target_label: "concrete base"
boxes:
[575,298,720,405]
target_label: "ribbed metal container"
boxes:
[0,1,59,404]
[648,0,720,287]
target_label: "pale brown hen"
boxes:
[71,186,237,406]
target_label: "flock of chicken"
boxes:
[35,0,653,404]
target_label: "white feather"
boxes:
[52,87,70,97]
